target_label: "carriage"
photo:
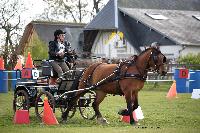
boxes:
[13,46,167,125]
[13,58,96,121]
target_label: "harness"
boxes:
[114,59,147,81]
[150,50,166,73]
[83,63,104,88]
[82,48,166,95]
[112,59,147,95]
[83,59,146,95]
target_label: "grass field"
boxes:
[0,83,200,133]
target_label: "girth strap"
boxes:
[83,61,146,95]
[124,73,147,81]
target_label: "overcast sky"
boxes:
[22,0,47,25]
[22,0,109,25]
[0,0,109,46]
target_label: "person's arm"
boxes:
[64,41,73,54]
[48,41,58,58]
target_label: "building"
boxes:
[17,21,85,59]
[84,0,200,60]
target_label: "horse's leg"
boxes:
[133,91,139,110]
[61,91,84,123]
[132,91,140,125]
[93,90,108,124]
[61,98,76,123]
[125,91,135,125]
[61,106,70,123]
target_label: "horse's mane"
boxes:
[125,47,161,63]
[139,47,161,56]
[127,47,152,61]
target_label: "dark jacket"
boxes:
[48,40,72,62]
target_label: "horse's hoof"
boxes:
[118,109,129,116]
[134,122,140,126]
[60,119,67,124]
[131,121,140,126]
[60,121,67,124]
[97,117,109,125]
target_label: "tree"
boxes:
[178,53,200,70]
[41,0,88,23]
[40,0,108,23]
[0,0,26,69]
[92,0,104,15]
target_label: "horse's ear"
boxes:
[150,42,160,50]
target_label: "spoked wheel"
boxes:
[60,106,76,119]
[35,91,55,121]
[13,90,29,112]
[78,91,96,120]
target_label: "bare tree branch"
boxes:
[0,0,25,69]
[63,4,77,22]
[11,16,21,31]
[39,0,108,23]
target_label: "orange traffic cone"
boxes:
[167,80,178,99]
[0,57,5,70]
[42,97,58,125]
[24,52,34,68]
[13,110,30,124]
[14,59,22,70]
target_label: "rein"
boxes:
[82,48,165,94]
[82,59,146,94]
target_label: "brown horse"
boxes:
[62,46,167,125]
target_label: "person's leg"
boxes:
[59,62,69,74]
[50,61,63,77]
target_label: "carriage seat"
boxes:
[41,60,58,78]
[41,60,60,85]
[41,60,75,92]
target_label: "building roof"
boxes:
[18,21,86,55]
[119,8,200,46]
[33,21,85,44]
[84,0,200,49]
[118,0,200,11]
[85,0,200,30]
[85,0,118,30]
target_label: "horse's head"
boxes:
[148,47,167,76]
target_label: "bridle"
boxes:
[149,48,166,73]
[112,47,167,81]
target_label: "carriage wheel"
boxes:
[13,90,30,112]
[78,91,96,120]
[60,106,76,119]
[35,91,55,121]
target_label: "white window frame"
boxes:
[192,15,200,21]
[145,13,168,20]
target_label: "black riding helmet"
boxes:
[54,29,66,37]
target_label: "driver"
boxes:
[48,29,72,78]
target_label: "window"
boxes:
[192,15,200,21]
[145,13,168,20]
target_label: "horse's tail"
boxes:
[78,62,103,90]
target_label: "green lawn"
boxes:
[0,84,200,133]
